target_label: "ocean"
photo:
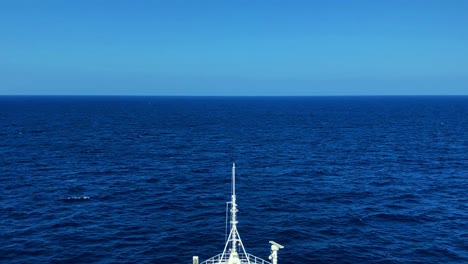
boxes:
[0,96,467,263]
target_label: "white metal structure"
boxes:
[193,164,283,264]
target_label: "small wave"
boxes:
[64,196,91,202]
[369,180,394,187]
[348,216,366,225]
[31,129,46,134]
[384,203,408,210]
[389,193,422,203]
[371,213,422,223]
[411,246,465,261]
[191,168,210,174]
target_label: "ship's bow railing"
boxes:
[200,253,271,264]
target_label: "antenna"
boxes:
[194,164,284,264]
[218,163,250,264]
[232,163,236,197]
[230,163,238,256]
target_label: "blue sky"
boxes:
[1,0,467,95]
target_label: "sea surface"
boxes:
[0,96,467,264]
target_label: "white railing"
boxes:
[200,253,271,264]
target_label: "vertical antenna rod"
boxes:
[232,163,236,197]
[231,163,238,255]
[218,163,251,264]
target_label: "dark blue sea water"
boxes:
[1,96,467,264]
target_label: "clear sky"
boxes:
[1,0,467,96]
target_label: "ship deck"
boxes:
[200,253,271,264]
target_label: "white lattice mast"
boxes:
[218,163,250,264]
[231,163,238,254]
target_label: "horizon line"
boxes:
[0,94,467,97]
